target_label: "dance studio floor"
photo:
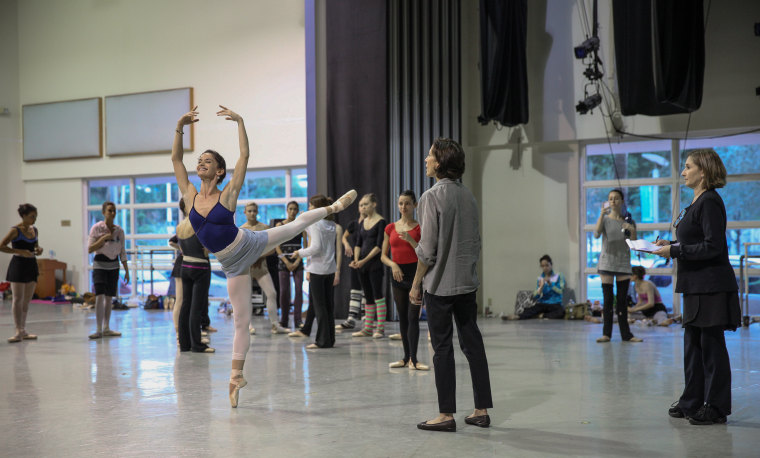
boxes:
[1,301,759,457]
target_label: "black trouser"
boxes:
[425,291,493,414]
[678,325,732,416]
[602,280,634,340]
[518,302,565,320]
[310,273,336,348]
[392,280,421,363]
[301,294,316,336]
[179,266,211,352]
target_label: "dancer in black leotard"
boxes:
[350,193,387,338]
[1,204,43,343]
[171,105,356,407]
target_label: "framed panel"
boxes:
[105,87,193,156]
[22,97,102,161]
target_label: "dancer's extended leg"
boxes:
[262,190,356,254]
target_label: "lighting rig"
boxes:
[575,0,603,114]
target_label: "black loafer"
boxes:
[668,403,685,418]
[417,419,456,432]
[688,404,727,425]
[465,414,491,427]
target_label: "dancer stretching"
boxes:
[171,106,356,407]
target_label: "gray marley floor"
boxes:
[1,301,759,457]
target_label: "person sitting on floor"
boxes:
[628,266,678,326]
[505,254,565,320]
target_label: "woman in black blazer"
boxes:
[654,148,741,426]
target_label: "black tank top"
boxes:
[11,227,37,253]
[178,234,208,261]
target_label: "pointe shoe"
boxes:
[7,334,22,343]
[410,361,430,371]
[352,329,372,337]
[102,329,121,337]
[389,360,408,368]
[22,332,38,340]
[626,337,643,343]
[596,336,611,343]
[389,333,402,340]
[372,331,385,339]
[201,330,208,337]
[306,343,319,349]
[200,337,210,344]
[201,347,215,353]
[288,330,307,337]
[331,189,358,213]
[89,332,103,340]
[249,326,256,335]
[205,326,218,333]
[229,375,248,408]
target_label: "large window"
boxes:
[85,167,308,299]
[581,134,760,314]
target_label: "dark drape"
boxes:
[613,0,704,116]
[477,0,529,127]
[325,0,389,318]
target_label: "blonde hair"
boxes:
[687,148,727,190]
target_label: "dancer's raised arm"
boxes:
[172,106,199,198]
[216,105,249,210]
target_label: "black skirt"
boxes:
[682,291,741,331]
[171,255,183,278]
[6,256,38,283]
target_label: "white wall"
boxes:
[3,0,307,290]
[0,0,23,282]
[462,0,760,316]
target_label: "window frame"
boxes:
[83,166,308,300]
[580,134,760,314]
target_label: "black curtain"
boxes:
[613,0,704,116]
[477,0,529,127]
[325,0,389,318]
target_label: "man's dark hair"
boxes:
[431,138,465,180]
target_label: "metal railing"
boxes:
[739,242,760,327]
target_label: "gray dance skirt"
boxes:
[214,229,268,278]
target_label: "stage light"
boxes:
[575,93,602,114]
[574,36,599,59]
[583,66,603,81]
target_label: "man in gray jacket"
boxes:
[411,138,493,432]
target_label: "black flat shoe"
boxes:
[668,401,686,418]
[688,404,727,425]
[465,414,491,427]
[417,419,456,432]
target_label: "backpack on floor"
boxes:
[564,302,590,320]
[514,290,537,315]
